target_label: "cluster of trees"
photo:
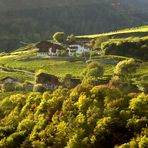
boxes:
[0,85,147,148]
[0,82,28,93]
[81,59,141,94]
[0,59,147,147]
[101,37,148,60]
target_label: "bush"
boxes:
[33,84,46,93]
[59,50,67,57]
[90,51,99,57]
[15,83,24,91]
[110,75,123,88]
[1,83,16,92]
[66,34,76,44]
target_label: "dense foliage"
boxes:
[0,59,147,147]
[81,62,104,85]
[0,84,147,148]
[101,37,148,60]
[53,32,65,43]
[0,18,148,147]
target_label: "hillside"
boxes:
[0,0,148,51]
[0,28,147,89]
[0,25,148,147]
[0,50,148,148]
[76,26,148,39]
[0,26,147,81]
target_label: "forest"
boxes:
[0,0,148,51]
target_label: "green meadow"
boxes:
[0,26,147,84]
[76,26,148,39]
[0,48,116,81]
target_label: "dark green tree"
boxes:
[81,62,104,85]
[53,32,65,43]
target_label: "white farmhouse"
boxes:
[69,44,90,55]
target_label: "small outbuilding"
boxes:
[35,72,61,89]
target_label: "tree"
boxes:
[93,36,109,50]
[62,74,73,88]
[81,62,104,85]
[1,83,16,92]
[129,93,148,116]
[17,119,35,133]
[114,59,138,82]
[32,140,46,148]
[113,58,139,90]
[53,32,65,43]
[66,34,76,44]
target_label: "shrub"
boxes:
[109,75,123,88]
[33,84,46,93]
[15,83,24,91]
[1,83,16,92]
[129,93,148,116]
[66,34,76,43]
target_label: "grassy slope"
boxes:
[0,46,116,82]
[0,26,147,83]
[0,47,147,85]
[76,26,148,39]
[136,62,148,83]
[76,26,148,84]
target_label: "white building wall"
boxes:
[69,45,90,54]
[48,48,58,56]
